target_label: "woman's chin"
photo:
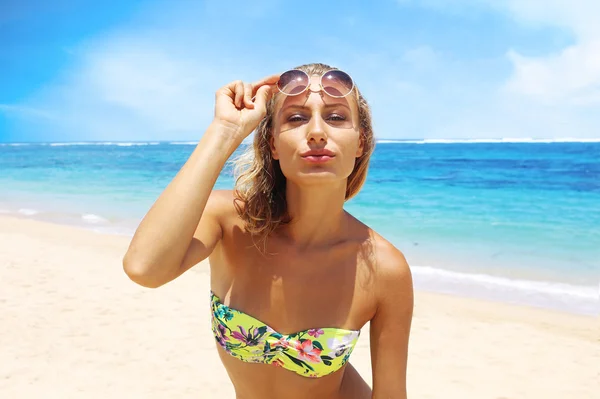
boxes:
[288,170,348,186]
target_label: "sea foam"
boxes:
[376,138,600,144]
[82,214,109,224]
[412,265,598,316]
[18,208,39,216]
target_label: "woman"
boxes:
[123,63,414,399]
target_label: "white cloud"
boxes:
[3,0,284,142]
[392,0,600,137]
[0,104,58,120]
[396,0,600,106]
[80,40,213,132]
[498,2,600,107]
[401,46,440,70]
[3,0,599,141]
[7,30,268,141]
[497,0,600,38]
[505,40,600,105]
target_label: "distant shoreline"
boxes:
[2,138,600,146]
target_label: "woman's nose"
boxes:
[306,114,327,142]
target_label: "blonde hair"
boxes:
[233,63,375,246]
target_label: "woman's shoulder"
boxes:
[349,214,410,278]
[206,189,241,222]
[208,189,235,203]
[372,232,410,276]
[355,224,413,313]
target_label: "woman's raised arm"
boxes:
[122,74,279,288]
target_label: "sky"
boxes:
[1,0,599,143]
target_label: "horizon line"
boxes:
[2,137,600,146]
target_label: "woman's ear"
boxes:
[269,135,279,160]
[356,131,365,158]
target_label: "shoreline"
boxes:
[1,214,598,398]
[1,211,596,316]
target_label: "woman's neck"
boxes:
[279,181,349,249]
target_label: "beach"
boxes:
[1,214,598,398]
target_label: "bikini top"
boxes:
[210,291,361,378]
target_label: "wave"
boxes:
[411,265,598,316]
[116,142,160,147]
[50,142,98,146]
[18,208,39,216]
[88,226,135,236]
[48,142,161,147]
[82,213,109,224]
[0,142,162,147]
[376,138,600,144]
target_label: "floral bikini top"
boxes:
[210,291,361,378]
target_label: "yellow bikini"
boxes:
[210,291,361,378]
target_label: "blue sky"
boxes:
[1,0,598,142]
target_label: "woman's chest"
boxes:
[209,230,377,334]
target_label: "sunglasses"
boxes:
[277,69,355,98]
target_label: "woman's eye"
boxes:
[328,114,346,121]
[286,113,346,123]
[288,115,306,122]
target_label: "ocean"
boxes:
[1,139,598,315]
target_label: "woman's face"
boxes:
[270,74,364,187]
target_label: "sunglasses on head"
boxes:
[277,69,355,98]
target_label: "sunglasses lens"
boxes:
[321,70,354,97]
[277,70,309,96]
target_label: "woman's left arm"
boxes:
[369,246,414,399]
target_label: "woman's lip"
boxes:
[302,155,334,163]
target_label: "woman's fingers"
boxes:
[252,84,274,113]
[234,80,244,108]
[248,74,280,103]
[251,83,277,102]
[243,83,254,109]
[220,73,280,110]
[252,74,280,92]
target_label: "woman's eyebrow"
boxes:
[282,103,351,111]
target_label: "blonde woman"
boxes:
[124,63,413,399]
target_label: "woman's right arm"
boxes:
[122,75,279,288]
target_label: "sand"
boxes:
[1,215,598,398]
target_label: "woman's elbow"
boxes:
[122,253,165,288]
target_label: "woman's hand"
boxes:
[213,74,280,140]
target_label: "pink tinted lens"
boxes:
[321,70,354,97]
[277,70,310,96]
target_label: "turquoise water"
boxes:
[1,140,598,315]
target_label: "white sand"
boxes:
[1,215,598,398]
